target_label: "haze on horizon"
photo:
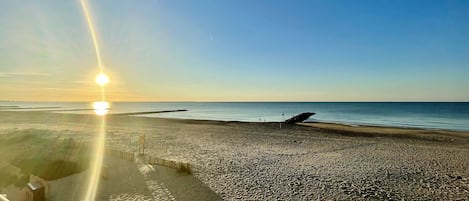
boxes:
[1,0,468,102]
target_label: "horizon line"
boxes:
[1,100,468,103]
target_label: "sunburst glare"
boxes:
[95,73,109,86]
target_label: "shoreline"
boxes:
[304,119,469,132]
[298,122,469,142]
[2,110,469,139]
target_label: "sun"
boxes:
[95,73,109,86]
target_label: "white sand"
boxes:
[1,111,469,200]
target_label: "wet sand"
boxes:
[1,111,469,200]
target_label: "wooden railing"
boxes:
[106,148,135,162]
[148,156,192,174]
[105,147,192,174]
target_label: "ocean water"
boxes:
[1,102,469,131]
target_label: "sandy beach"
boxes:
[1,110,469,200]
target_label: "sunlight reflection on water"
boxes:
[93,101,110,116]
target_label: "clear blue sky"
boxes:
[1,0,468,101]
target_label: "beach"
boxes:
[1,110,469,200]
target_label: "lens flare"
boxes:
[95,73,109,86]
[80,0,109,200]
[84,117,106,201]
[80,0,103,71]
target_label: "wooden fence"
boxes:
[148,156,192,174]
[106,148,135,162]
[105,147,192,174]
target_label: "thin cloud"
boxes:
[0,72,50,78]
[72,80,93,84]
[43,87,97,92]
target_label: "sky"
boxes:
[0,0,468,101]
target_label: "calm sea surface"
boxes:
[1,102,469,131]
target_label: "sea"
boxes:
[1,102,469,131]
